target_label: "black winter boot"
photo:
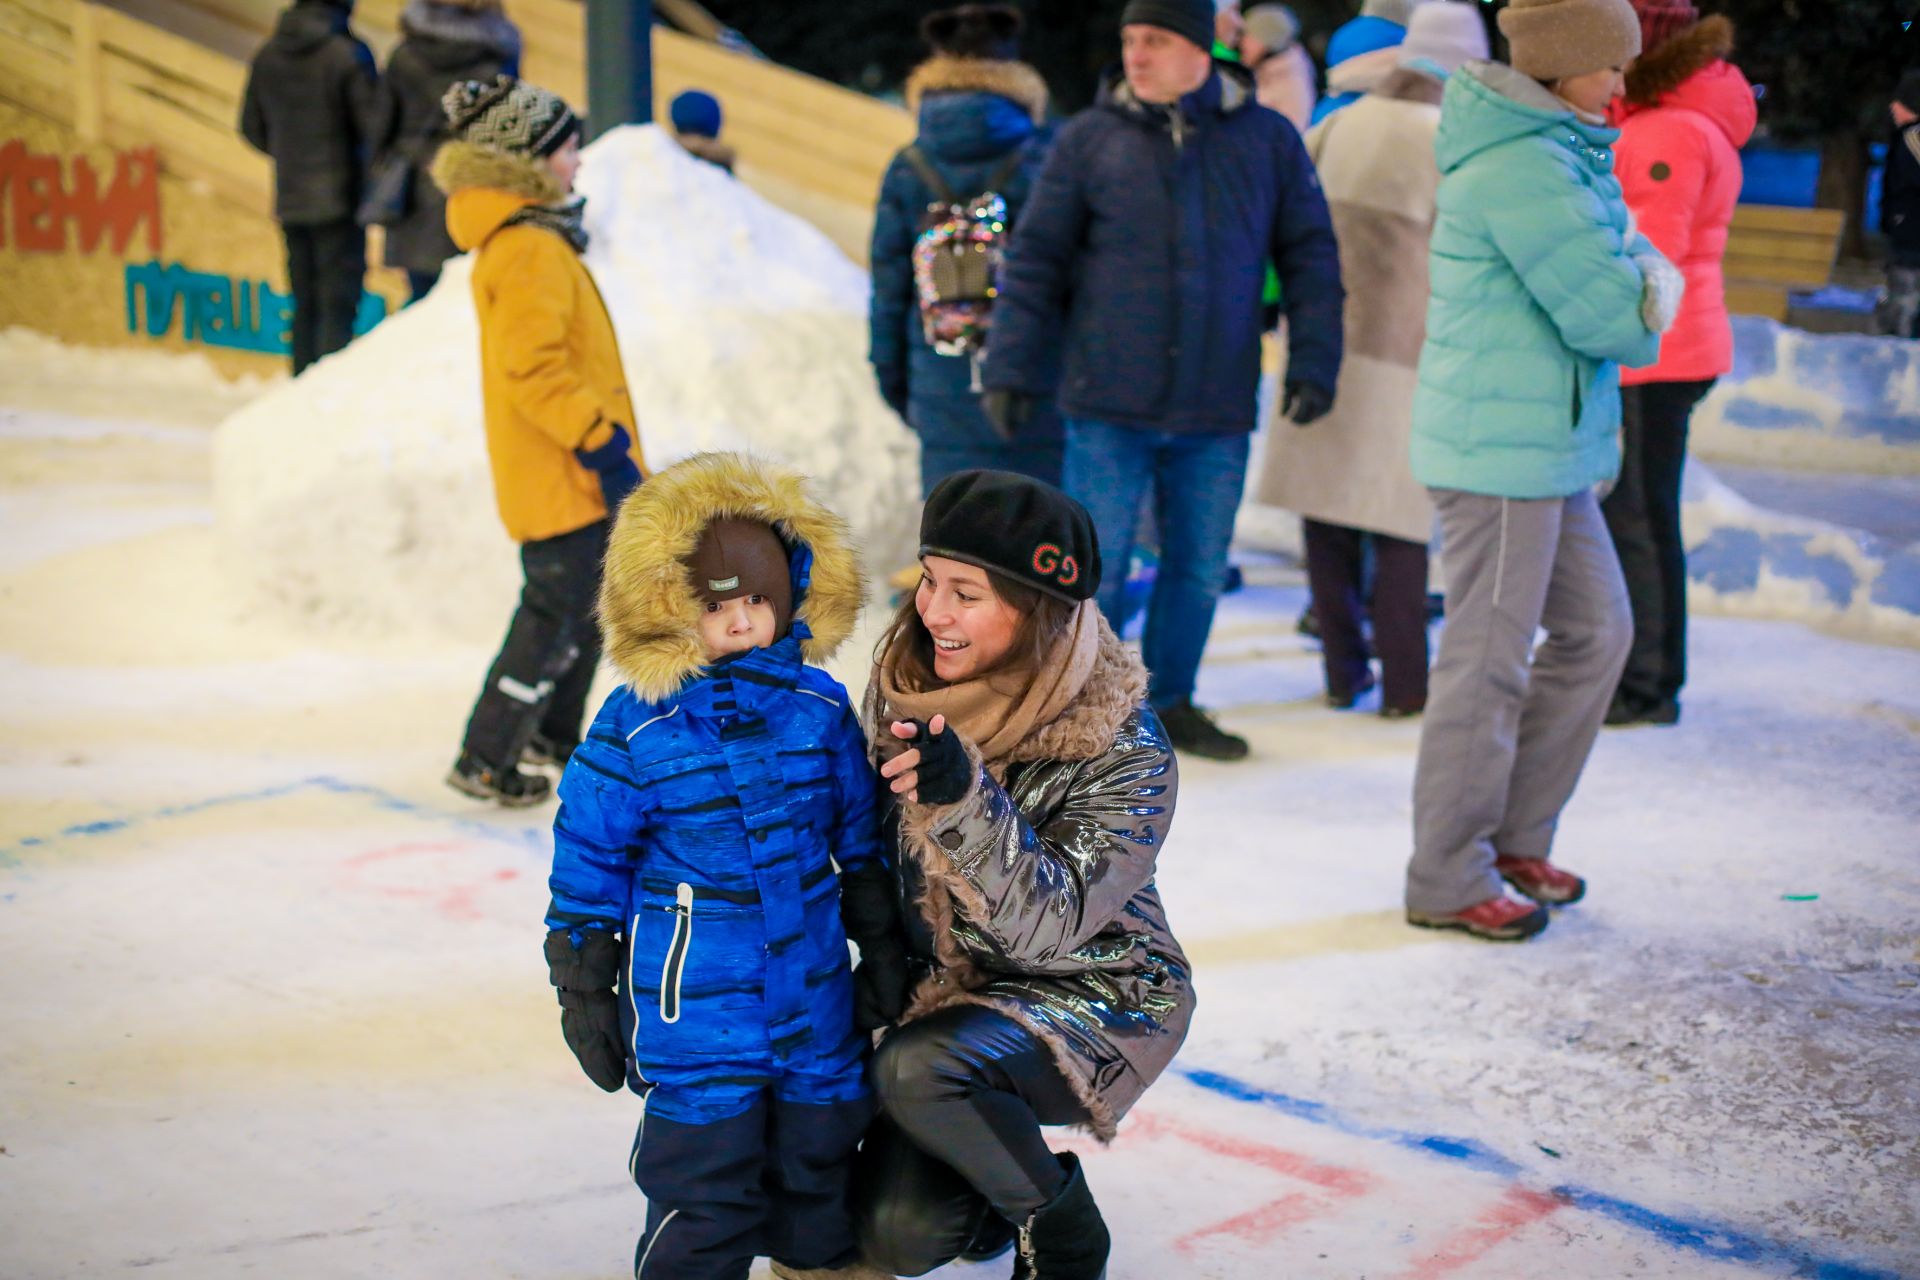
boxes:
[1013,1153,1109,1280]
[1157,699,1250,761]
[446,751,553,807]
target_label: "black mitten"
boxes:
[900,717,973,806]
[840,862,910,1030]
[544,928,628,1092]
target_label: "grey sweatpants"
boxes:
[1405,489,1632,914]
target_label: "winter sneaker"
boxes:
[1326,672,1377,710]
[1157,699,1250,761]
[446,751,554,807]
[1495,854,1587,906]
[1014,1152,1110,1280]
[521,732,576,768]
[1380,697,1426,719]
[1605,693,1681,727]
[1407,892,1550,941]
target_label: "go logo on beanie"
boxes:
[921,470,1101,604]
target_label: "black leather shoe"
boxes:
[1157,699,1250,761]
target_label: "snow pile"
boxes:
[0,326,268,425]
[212,127,918,640]
[1693,316,1920,475]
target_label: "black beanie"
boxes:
[920,470,1101,604]
[1898,69,1920,114]
[1121,0,1216,51]
[922,3,1024,60]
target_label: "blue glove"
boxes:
[576,421,641,515]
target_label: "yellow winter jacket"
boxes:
[434,142,644,544]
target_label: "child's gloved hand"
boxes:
[575,419,642,516]
[840,863,910,1030]
[880,715,973,806]
[544,928,628,1092]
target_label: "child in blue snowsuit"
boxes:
[542,452,908,1280]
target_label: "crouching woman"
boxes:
[852,470,1194,1280]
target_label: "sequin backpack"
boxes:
[901,143,1027,367]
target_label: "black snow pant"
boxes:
[855,1005,1091,1277]
[458,519,608,770]
[1601,379,1714,712]
[631,1090,874,1279]
[1303,519,1431,712]
[282,218,365,375]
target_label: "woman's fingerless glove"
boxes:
[544,928,628,1092]
[901,717,973,806]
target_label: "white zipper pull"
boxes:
[1018,1215,1036,1273]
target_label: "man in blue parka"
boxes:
[980,0,1345,762]
[868,2,1062,495]
[542,453,904,1279]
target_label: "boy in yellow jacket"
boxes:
[433,75,646,806]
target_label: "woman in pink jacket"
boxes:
[1603,4,1754,727]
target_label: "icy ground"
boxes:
[1,346,1917,1280]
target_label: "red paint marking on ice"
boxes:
[1389,1185,1567,1279]
[337,841,519,922]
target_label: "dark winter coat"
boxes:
[549,454,881,1113]
[1886,121,1920,262]
[983,63,1344,436]
[239,0,382,226]
[869,55,1062,481]
[865,622,1193,1141]
[374,0,521,273]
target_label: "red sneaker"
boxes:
[1495,855,1587,905]
[1407,893,1550,941]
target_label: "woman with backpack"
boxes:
[868,2,1062,498]
[371,0,521,302]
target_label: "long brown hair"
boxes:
[877,562,1079,693]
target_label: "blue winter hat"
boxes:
[669,90,723,139]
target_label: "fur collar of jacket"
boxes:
[905,53,1050,124]
[1625,15,1733,108]
[599,452,865,703]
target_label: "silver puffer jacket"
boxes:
[867,624,1194,1140]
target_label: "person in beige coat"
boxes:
[1256,2,1488,716]
[1240,3,1318,132]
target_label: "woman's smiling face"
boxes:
[915,555,1022,683]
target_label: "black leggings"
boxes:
[856,1005,1090,1277]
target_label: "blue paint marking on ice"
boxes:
[0,774,549,871]
[1179,1066,1905,1280]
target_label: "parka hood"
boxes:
[1435,59,1618,175]
[915,91,1039,164]
[599,452,865,703]
[269,0,350,54]
[1616,17,1755,149]
[431,140,564,250]
[906,54,1049,125]
[399,0,522,66]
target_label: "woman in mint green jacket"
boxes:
[1402,0,1682,943]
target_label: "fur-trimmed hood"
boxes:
[432,140,565,250]
[1624,15,1732,108]
[599,453,865,703]
[905,53,1049,124]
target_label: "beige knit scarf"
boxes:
[877,600,1101,766]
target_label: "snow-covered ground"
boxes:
[2,341,1917,1280]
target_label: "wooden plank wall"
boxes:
[1,0,906,257]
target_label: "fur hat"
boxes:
[920,471,1101,604]
[442,75,580,158]
[1498,0,1641,83]
[1628,0,1697,56]
[1241,3,1301,54]
[921,3,1023,60]
[1398,1,1488,75]
[683,517,793,640]
[1120,0,1215,51]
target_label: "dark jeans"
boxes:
[282,219,365,374]
[1600,379,1714,709]
[855,1005,1090,1277]
[1304,520,1430,711]
[459,519,608,769]
[1064,419,1252,707]
[630,1089,873,1279]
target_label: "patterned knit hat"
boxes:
[1629,0,1698,55]
[442,75,580,158]
[1498,0,1641,82]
